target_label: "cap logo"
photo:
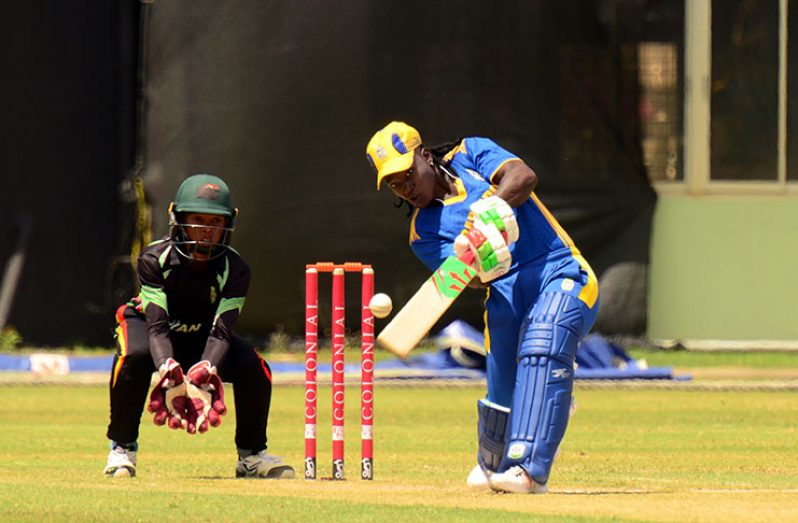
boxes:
[197,183,221,200]
[391,133,408,154]
[374,146,386,159]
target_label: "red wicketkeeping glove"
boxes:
[185,360,227,434]
[147,358,188,430]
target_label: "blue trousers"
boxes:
[484,253,599,484]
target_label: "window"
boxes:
[640,42,681,182]
[710,0,779,181]
[654,0,794,192]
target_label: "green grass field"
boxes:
[1,372,797,522]
[627,346,798,369]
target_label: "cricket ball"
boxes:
[368,293,393,319]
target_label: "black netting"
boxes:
[0,2,139,345]
[4,1,690,345]
[139,0,667,339]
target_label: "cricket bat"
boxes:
[377,251,477,358]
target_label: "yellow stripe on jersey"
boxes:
[442,140,468,162]
[408,178,469,244]
[530,193,576,247]
[487,158,523,183]
[483,289,491,354]
[529,193,599,309]
[408,208,421,243]
[443,177,467,205]
[440,140,520,183]
[573,253,599,309]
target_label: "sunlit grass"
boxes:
[0,384,796,522]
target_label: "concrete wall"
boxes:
[648,194,798,345]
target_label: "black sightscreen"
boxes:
[140,0,660,339]
[3,0,676,345]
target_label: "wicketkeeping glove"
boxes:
[147,358,188,430]
[185,360,227,434]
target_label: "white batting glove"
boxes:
[470,196,519,245]
[454,227,512,283]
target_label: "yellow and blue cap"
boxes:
[366,121,422,189]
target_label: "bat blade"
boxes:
[377,252,476,358]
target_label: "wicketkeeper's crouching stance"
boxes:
[104,173,294,480]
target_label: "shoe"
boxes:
[489,466,548,494]
[104,445,137,478]
[466,464,491,491]
[236,450,295,479]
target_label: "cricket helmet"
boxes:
[168,174,238,260]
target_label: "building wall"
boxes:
[648,194,798,344]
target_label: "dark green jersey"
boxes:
[134,237,250,367]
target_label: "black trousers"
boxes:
[106,306,273,452]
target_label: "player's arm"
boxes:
[137,253,175,367]
[200,307,241,366]
[456,141,536,282]
[200,260,250,367]
[184,260,250,433]
[466,136,537,208]
[490,159,538,207]
[136,253,191,429]
[458,171,527,283]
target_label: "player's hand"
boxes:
[147,357,188,430]
[182,383,214,434]
[185,360,227,434]
[455,195,516,282]
[470,196,519,245]
[454,227,511,283]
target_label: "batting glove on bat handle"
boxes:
[186,360,227,433]
[454,227,512,283]
[147,357,188,430]
[470,195,519,245]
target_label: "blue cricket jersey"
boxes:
[406,136,601,471]
[408,137,598,312]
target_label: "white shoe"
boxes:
[236,450,295,479]
[466,464,491,491]
[489,466,548,494]
[104,446,137,478]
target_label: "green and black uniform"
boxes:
[107,237,273,452]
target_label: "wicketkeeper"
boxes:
[104,173,294,480]
[366,122,600,493]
